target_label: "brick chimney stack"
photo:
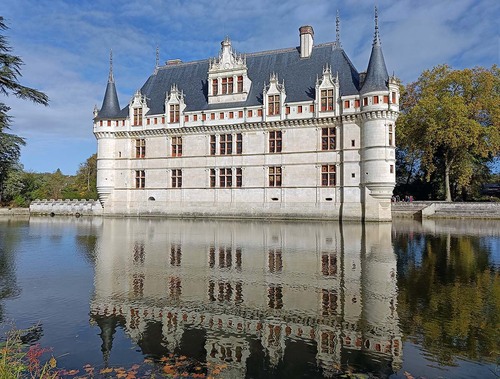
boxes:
[299,25,314,58]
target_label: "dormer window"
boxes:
[133,108,142,126]
[170,104,179,123]
[212,79,218,95]
[165,84,185,126]
[321,89,334,111]
[237,76,243,92]
[268,95,280,115]
[263,73,285,120]
[207,37,251,104]
[315,65,339,115]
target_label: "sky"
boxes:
[1,0,499,175]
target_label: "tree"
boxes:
[74,153,97,199]
[397,65,500,201]
[0,16,49,203]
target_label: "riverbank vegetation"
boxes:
[1,324,229,378]
[0,154,97,207]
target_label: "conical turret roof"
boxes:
[361,7,389,94]
[98,51,121,119]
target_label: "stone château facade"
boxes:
[93,10,399,221]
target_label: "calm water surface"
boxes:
[0,216,498,378]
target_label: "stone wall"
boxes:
[392,201,500,219]
[29,199,103,216]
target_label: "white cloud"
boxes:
[1,0,498,174]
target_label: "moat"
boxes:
[0,216,498,378]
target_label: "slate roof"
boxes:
[98,37,389,119]
[98,79,121,119]
[361,15,389,94]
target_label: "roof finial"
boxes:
[373,6,381,46]
[155,46,159,68]
[335,10,342,48]
[108,49,114,83]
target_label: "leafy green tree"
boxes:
[397,65,500,201]
[74,153,97,199]
[0,16,49,203]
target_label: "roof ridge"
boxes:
[156,41,340,70]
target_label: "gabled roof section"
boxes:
[135,41,360,115]
[97,51,121,119]
[361,7,389,94]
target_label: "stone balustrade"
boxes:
[29,199,103,216]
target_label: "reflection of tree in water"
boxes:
[395,232,500,365]
[75,234,98,266]
[0,220,24,323]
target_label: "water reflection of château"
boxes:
[90,219,402,377]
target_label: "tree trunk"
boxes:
[444,155,452,202]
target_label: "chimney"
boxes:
[299,25,314,58]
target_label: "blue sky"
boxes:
[1,0,499,174]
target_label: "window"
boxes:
[286,106,290,115]
[268,94,280,115]
[107,120,111,126]
[297,105,303,113]
[390,164,394,174]
[202,113,207,121]
[210,169,216,188]
[133,108,142,126]
[220,168,232,188]
[154,117,158,124]
[363,97,368,106]
[169,104,179,123]
[211,113,215,120]
[383,95,389,104]
[344,100,350,109]
[268,249,282,273]
[184,115,189,122]
[228,77,234,93]
[99,120,103,126]
[247,110,253,118]
[221,78,228,94]
[355,99,360,108]
[237,76,243,92]
[238,110,243,118]
[162,116,165,123]
[135,139,146,158]
[321,127,336,150]
[269,131,282,153]
[373,96,379,104]
[389,124,394,146]
[310,104,315,112]
[392,91,397,104]
[257,109,262,117]
[229,111,234,119]
[220,134,232,155]
[236,133,242,154]
[172,169,182,188]
[172,136,182,157]
[210,135,216,155]
[135,170,145,189]
[146,118,150,125]
[193,114,198,121]
[321,165,336,186]
[269,166,282,187]
[212,79,218,95]
[321,253,337,276]
[236,168,242,187]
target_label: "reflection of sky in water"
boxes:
[483,237,500,268]
[0,216,498,379]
